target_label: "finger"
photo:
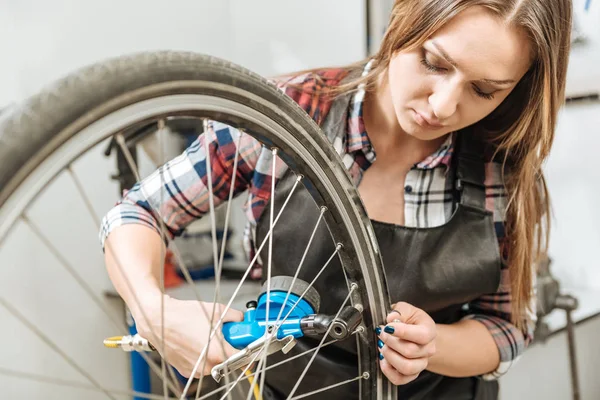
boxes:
[210,328,240,359]
[198,364,215,378]
[176,366,192,379]
[210,337,239,359]
[215,303,245,322]
[387,302,434,326]
[379,358,420,386]
[377,332,430,359]
[177,362,210,379]
[380,321,436,345]
[380,346,428,376]
[213,304,245,357]
[386,308,405,324]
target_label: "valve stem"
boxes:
[103,334,155,352]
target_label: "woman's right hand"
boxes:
[131,295,244,378]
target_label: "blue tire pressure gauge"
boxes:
[222,291,317,349]
[222,276,321,349]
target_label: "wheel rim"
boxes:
[0,89,392,398]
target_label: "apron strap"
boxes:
[321,90,352,150]
[320,67,366,152]
[455,130,487,210]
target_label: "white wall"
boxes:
[545,102,600,290]
[501,316,600,400]
[0,0,366,107]
[566,0,600,97]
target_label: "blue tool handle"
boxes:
[222,292,315,349]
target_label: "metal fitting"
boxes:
[103,334,155,352]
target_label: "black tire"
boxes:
[0,51,392,399]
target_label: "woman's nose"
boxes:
[429,80,462,121]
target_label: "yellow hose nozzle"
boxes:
[103,336,124,349]
[102,334,155,352]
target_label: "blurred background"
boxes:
[0,0,599,399]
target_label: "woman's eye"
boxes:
[473,85,495,100]
[420,57,445,72]
[420,50,446,73]
[419,48,496,100]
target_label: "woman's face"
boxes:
[387,6,533,141]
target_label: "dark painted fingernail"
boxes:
[375,327,382,335]
[384,326,395,334]
[379,353,384,360]
[377,339,384,349]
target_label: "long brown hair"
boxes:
[329,0,571,327]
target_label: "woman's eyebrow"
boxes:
[430,41,516,86]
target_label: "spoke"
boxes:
[203,119,222,292]
[20,210,181,396]
[101,240,182,395]
[194,127,244,400]
[196,339,338,400]
[272,207,326,329]
[117,121,224,313]
[272,243,342,338]
[289,373,368,400]
[101,238,181,395]
[157,119,169,400]
[114,134,142,182]
[0,297,118,400]
[195,119,235,400]
[256,147,279,399]
[255,339,338,375]
[216,131,243,303]
[0,367,180,400]
[117,127,248,398]
[115,131,223,394]
[198,332,359,400]
[180,175,303,399]
[109,135,188,394]
[240,241,342,400]
[111,135,340,400]
[115,130,222,305]
[254,207,329,400]
[20,213,124,331]
[217,348,265,400]
[286,285,358,400]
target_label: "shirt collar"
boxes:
[346,60,455,170]
[415,132,455,170]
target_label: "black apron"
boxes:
[254,89,502,400]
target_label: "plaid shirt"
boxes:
[100,62,535,379]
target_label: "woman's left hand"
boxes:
[375,302,437,385]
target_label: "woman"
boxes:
[100,0,572,398]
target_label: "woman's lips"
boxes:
[412,109,444,129]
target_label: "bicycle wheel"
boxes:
[0,51,393,400]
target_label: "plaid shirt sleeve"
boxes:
[99,121,263,248]
[461,160,537,380]
[100,69,348,250]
